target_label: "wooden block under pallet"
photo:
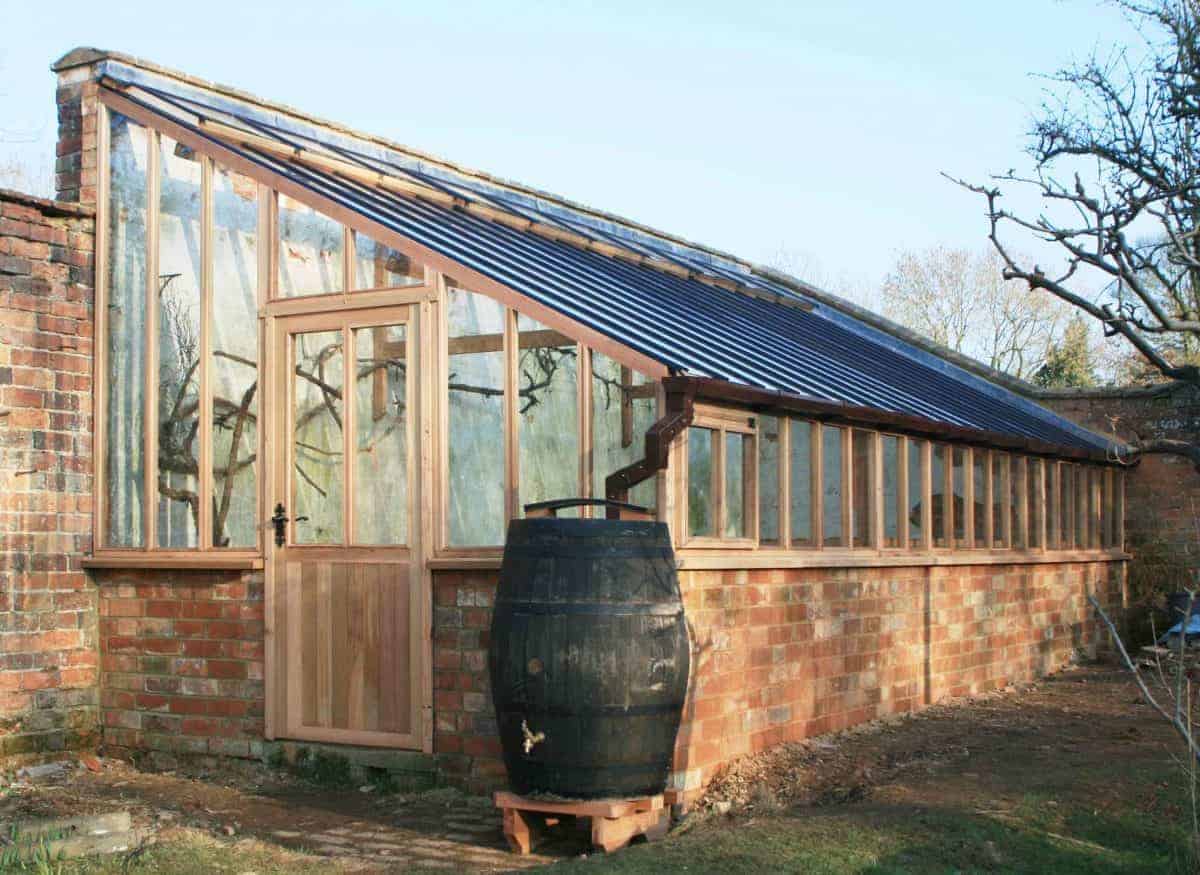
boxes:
[494,791,669,855]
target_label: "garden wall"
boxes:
[1040,385,1200,597]
[0,188,99,758]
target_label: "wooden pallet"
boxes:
[494,791,669,854]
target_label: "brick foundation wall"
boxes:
[0,188,98,759]
[430,559,1122,800]
[1040,385,1200,591]
[669,560,1120,803]
[95,570,266,762]
[432,571,505,793]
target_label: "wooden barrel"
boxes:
[488,498,690,799]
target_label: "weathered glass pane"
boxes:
[1100,469,1113,548]
[1076,465,1089,547]
[278,194,342,297]
[211,165,259,548]
[591,353,657,512]
[156,134,201,547]
[354,324,407,544]
[105,112,148,547]
[882,435,900,547]
[822,425,843,547]
[926,446,945,542]
[353,231,423,290]
[930,444,947,547]
[1084,467,1097,548]
[851,430,872,547]
[1060,464,1075,548]
[724,432,750,539]
[688,427,714,538]
[1011,457,1026,549]
[950,447,966,547]
[292,330,343,544]
[789,419,813,546]
[1028,459,1043,549]
[908,440,924,545]
[992,453,1008,547]
[446,288,505,546]
[758,415,780,544]
[518,314,578,514]
[971,451,987,546]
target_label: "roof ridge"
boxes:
[53,46,756,272]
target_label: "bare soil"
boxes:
[0,660,1187,873]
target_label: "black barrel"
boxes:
[488,498,690,799]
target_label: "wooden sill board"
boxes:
[82,554,264,571]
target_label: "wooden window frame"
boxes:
[681,409,758,549]
[93,108,262,562]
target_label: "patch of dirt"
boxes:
[702,661,1179,819]
[0,661,1183,871]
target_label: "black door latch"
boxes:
[271,503,309,547]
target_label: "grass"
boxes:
[44,829,337,875]
[558,803,1192,874]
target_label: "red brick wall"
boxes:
[430,559,1122,800]
[1041,386,1200,593]
[95,570,265,761]
[0,189,98,759]
[670,559,1120,803]
[432,570,505,793]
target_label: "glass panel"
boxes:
[789,420,813,546]
[1087,468,1100,548]
[851,430,872,547]
[908,440,924,545]
[1101,469,1113,548]
[930,444,947,547]
[211,165,259,548]
[591,353,657,511]
[1028,459,1043,549]
[278,194,343,297]
[951,447,966,546]
[156,134,202,548]
[1060,464,1075,549]
[972,451,987,546]
[822,425,843,547]
[1051,463,1060,547]
[354,324,407,544]
[105,112,148,547]
[992,454,1008,547]
[1076,465,1088,548]
[1011,457,1025,549]
[446,288,506,546]
[292,330,344,544]
[517,314,578,514]
[758,416,781,544]
[353,231,423,290]
[688,427,715,538]
[724,432,750,539]
[882,435,900,547]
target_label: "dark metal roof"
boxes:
[103,69,1113,456]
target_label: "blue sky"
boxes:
[0,0,1136,294]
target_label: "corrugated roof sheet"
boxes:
[101,64,1111,455]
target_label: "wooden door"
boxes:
[269,306,423,748]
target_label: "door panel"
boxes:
[270,306,422,749]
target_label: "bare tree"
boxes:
[953,0,1200,468]
[881,245,1070,380]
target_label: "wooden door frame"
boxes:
[264,296,432,752]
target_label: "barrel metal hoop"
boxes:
[495,601,685,617]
